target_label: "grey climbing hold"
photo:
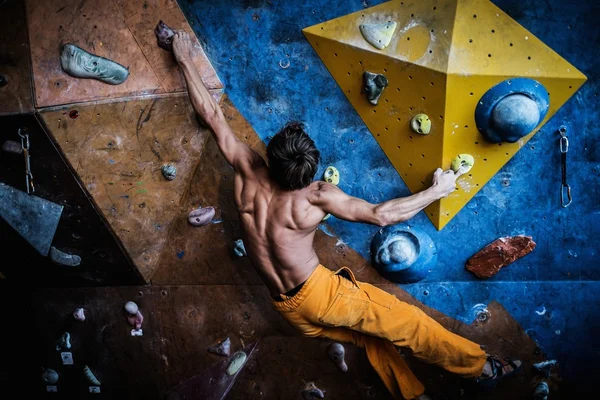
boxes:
[533,381,549,400]
[50,246,81,266]
[56,332,71,351]
[363,71,388,105]
[208,337,231,357]
[60,43,129,85]
[302,382,325,399]
[188,206,215,226]
[154,20,175,52]
[162,164,177,180]
[1,140,22,154]
[233,239,247,257]
[328,342,348,372]
[226,351,247,375]
[42,368,59,384]
[83,365,101,386]
[359,22,397,50]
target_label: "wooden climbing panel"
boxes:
[303,0,586,229]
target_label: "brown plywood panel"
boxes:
[114,0,223,93]
[0,0,34,115]
[26,0,162,107]
[39,93,222,281]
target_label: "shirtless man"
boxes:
[172,31,522,399]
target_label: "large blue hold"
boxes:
[370,224,437,284]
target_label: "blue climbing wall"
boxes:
[180,0,600,392]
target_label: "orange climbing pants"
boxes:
[272,265,487,399]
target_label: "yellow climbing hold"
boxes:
[410,114,431,135]
[451,154,475,173]
[324,166,340,185]
[359,22,397,50]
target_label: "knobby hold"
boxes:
[50,246,81,266]
[410,114,431,135]
[233,239,247,257]
[226,351,247,375]
[466,236,536,278]
[124,301,144,331]
[162,164,177,180]
[533,381,549,400]
[83,365,101,386]
[155,20,175,51]
[328,342,348,372]
[2,140,22,154]
[323,166,340,185]
[73,307,85,322]
[42,368,59,384]
[60,43,129,85]
[363,71,388,105]
[208,337,231,357]
[188,206,215,226]
[302,381,325,399]
[56,332,71,351]
[359,21,397,50]
[451,154,475,173]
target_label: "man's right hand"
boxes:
[431,166,468,199]
[172,31,194,65]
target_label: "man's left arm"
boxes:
[173,32,263,173]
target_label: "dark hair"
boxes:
[267,121,320,191]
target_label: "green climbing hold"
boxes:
[323,166,340,186]
[60,44,129,85]
[451,154,475,173]
[226,351,247,375]
[410,114,431,135]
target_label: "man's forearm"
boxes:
[375,186,443,225]
[179,60,221,127]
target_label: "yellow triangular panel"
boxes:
[304,0,587,230]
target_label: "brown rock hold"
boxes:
[466,235,536,278]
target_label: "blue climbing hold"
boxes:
[370,224,437,284]
[475,78,549,143]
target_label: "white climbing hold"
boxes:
[359,21,397,50]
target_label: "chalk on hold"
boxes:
[42,368,59,384]
[162,164,177,180]
[208,337,231,357]
[188,206,215,226]
[226,351,247,375]
[233,239,247,257]
[55,332,71,351]
[73,308,85,322]
[328,342,348,372]
[155,20,175,52]
[60,43,129,85]
[302,382,325,399]
[410,114,431,135]
[323,166,340,186]
[83,365,101,386]
[363,71,388,105]
[50,246,81,267]
[450,154,475,173]
[359,22,397,50]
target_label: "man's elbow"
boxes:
[373,207,407,227]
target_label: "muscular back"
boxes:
[234,163,326,296]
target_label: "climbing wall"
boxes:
[303,0,586,229]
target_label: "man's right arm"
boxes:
[309,167,466,226]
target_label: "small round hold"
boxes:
[162,164,177,180]
[411,114,431,135]
[188,206,215,226]
[73,307,85,321]
[124,301,138,315]
[328,342,348,372]
[42,368,59,384]
[450,154,475,173]
[323,166,340,185]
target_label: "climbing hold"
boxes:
[42,368,59,384]
[466,235,536,279]
[162,164,177,180]
[124,301,144,332]
[233,239,247,257]
[56,332,71,351]
[323,166,340,185]
[363,71,388,105]
[302,382,325,399]
[328,342,348,372]
[0,74,7,87]
[49,246,81,267]
[1,140,22,154]
[322,213,331,221]
[73,308,85,322]
[188,206,215,226]
[226,351,247,375]
[359,21,397,50]
[60,43,129,85]
[475,78,549,143]
[154,20,175,51]
[533,360,557,377]
[533,381,549,400]
[450,154,475,173]
[208,337,231,357]
[410,114,431,135]
[82,365,101,386]
[371,224,437,283]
